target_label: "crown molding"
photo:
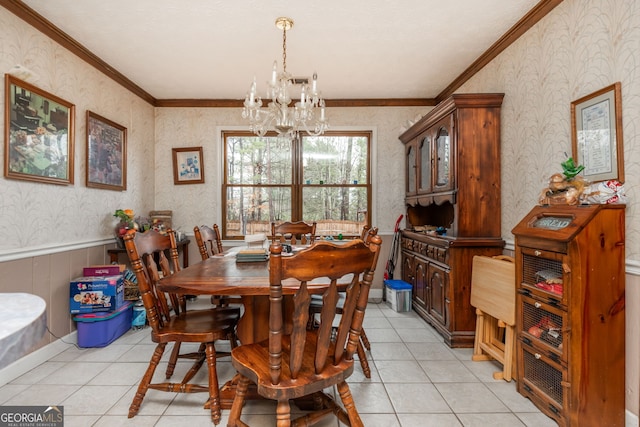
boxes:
[2,0,563,108]
[155,98,437,108]
[437,0,564,102]
[0,0,157,105]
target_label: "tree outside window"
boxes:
[223,131,371,239]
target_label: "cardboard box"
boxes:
[70,275,125,314]
[384,280,412,312]
[83,264,125,276]
[73,301,133,347]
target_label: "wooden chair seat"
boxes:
[228,231,382,427]
[233,332,352,399]
[152,309,238,343]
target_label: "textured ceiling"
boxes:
[20,0,540,100]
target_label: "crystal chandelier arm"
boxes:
[298,117,329,136]
[242,105,275,137]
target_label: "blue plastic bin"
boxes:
[73,301,132,347]
[384,280,412,312]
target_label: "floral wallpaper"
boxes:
[460,0,640,262]
[0,8,155,255]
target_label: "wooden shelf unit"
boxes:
[512,203,625,426]
[399,93,504,347]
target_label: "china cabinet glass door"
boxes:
[433,116,454,191]
[406,141,417,195]
[418,134,431,193]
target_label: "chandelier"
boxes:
[242,17,328,138]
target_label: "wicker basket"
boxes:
[124,279,140,301]
[540,192,570,205]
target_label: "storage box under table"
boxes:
[83,264,125,276]
[69,275,125,314]
[384,280,412,312]
[73,301,133,348]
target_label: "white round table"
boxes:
[0,293,47,369]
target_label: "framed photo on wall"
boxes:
[571,82,624,183]
[86,111,127,191]
[172,147,204,184]
[4,74,75,185]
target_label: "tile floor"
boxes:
[0,301,558,426]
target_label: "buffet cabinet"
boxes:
[399,93,505,347]
[512,204,625,427]
[401,232,503,347]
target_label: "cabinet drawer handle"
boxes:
[534,353,542,359]
[534,250,542,256]
[534,302,541,309]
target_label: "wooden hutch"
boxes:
[512,203,625,426]
[399,93,504,347]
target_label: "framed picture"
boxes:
[172,147,204,184]
[571,82,624,183]
[4,74,75,185]
[86,111,127,191]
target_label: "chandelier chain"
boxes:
[282,26,287,75]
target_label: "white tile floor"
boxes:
[0,302,558,426]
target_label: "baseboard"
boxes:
[369,288,383,302]
[0,332,77,387]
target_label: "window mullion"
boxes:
[292,133,302,221]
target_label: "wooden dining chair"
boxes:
[308,225,377,378]
[271,221,316,245]
[123,230,238,425]
[227,230,382,427]
[194,224,244,309]
[167,228,240,380]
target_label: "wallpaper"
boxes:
[0,8,156,254]
[2,0,638,258]
[460,0,640,261]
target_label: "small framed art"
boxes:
[4,74,75,185]
[86,111,127,191]
[172,147,204,184]
[571,82,624,183]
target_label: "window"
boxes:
[223,131,371,239]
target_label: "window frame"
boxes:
[221,130,373,240]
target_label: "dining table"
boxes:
[157,248,338,344]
